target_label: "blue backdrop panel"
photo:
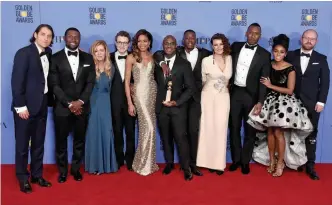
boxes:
[1,1,332,164]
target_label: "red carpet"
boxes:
[1,164,331,205]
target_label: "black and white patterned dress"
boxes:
[247,66,313,170]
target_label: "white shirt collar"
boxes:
[165,54,176,62]
[185,47,198,54]
[65,46,79,54]
[115,51,128,56]
[300,48,313,55]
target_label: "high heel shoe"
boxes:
[273,162,285,177]
[267,162,276,173]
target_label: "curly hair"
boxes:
[89,40,112,79]
[272,34,290,52]
[131,29,153,63]
[210,33,231,56]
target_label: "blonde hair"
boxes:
[90,40,112,79]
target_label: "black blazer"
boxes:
[153,46,211,103]
[110,51,132,111]
[49,49,96,116]
[154,56,196,114]
[11,43,53,115]
[286,49,330,109]
[229,42,271,104]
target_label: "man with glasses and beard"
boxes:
[286,29,330,180]
[49,27,96,183]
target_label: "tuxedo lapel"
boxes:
[31,44,44,72]
[233,43,243,75]
[247,46,261,77]
[304,51,316,75]
[193,48,202,71]
[60,50,75,81]
[76,51,84,80]
[178,48,187,61]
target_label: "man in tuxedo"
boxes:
[49,27,96,183]
[11,24,54,193]
[154,30,211,176]
[286,29,330,180]
[154,35,195,181]
[228,23,271,174]
[110,31,136,171]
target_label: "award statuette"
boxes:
[165,80,172,102]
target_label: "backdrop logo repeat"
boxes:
[269,37,274,47]
[197,37,210,45]
[15,5,33,23]
[301,9,318,26]
[55,36,64,44]
[89,7,106,25]
[161,8,177,26]
[231,9,247,26]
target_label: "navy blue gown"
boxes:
[85,69,118,174]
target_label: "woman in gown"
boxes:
[247,34,313,177]
[124,29,159,176]
[85,40,118,174]
[196,33,232,175]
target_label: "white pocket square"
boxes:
[312,62,319,65]
[83,64,90,67]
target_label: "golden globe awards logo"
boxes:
[161,8,177,26]
[301,9,318,26]
[89,7,106,25]
[15,5,33,23]
[231,9,247,26]
[269,37,274,47]
[55,36,64,43]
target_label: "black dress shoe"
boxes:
[58,174,67,183]
[162,164,174,175]
[184,170,193,181]
[306,168,320,180]
[127,165,133,171]
[191,167,203,176]
[208,169,216,173]
[241,164,250,175]
[216,171,224,175]
[229,163,240,171]
[19,181,32,194]
[71,171,83,181]
[31,177,52,187]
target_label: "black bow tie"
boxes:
[68,51,78,57]
[118,55,127,60]
[40,51,47,57]
[300,52,311,58]
[245,44,257,50]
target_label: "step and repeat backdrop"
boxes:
[2,1,332,164]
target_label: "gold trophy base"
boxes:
[165,90,172,102]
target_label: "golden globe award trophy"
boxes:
[165,80,172,102]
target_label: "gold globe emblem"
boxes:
[306,15,312,21]
[236,15,242,21]
[94,13,101,20]
[20,11,28,17]
[165,14,172,21]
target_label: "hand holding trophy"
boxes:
[163,75,176,107]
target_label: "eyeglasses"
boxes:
[116,41,129,46]
[302,37,317,42]
[164,42,176,46]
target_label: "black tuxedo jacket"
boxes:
[110,51,132,111]
[49,49,96,116]
[229,42,271,103]
[286,49,330,109]
[11,43,54,115]
[154,55,196,114]
[153,46,211,103]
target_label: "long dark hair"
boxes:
[29,24,55,47]
[131,29,153,63]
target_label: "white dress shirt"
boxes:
[115,51,128,81]
[65,47,79,81]
[185,47,198,70]
[234,44,257,87]
[15,43,49,113]
[300,49,324,107]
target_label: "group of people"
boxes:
[11,22,330,194]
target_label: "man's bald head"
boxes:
[163,35,177,44]
[302,29,318,39]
